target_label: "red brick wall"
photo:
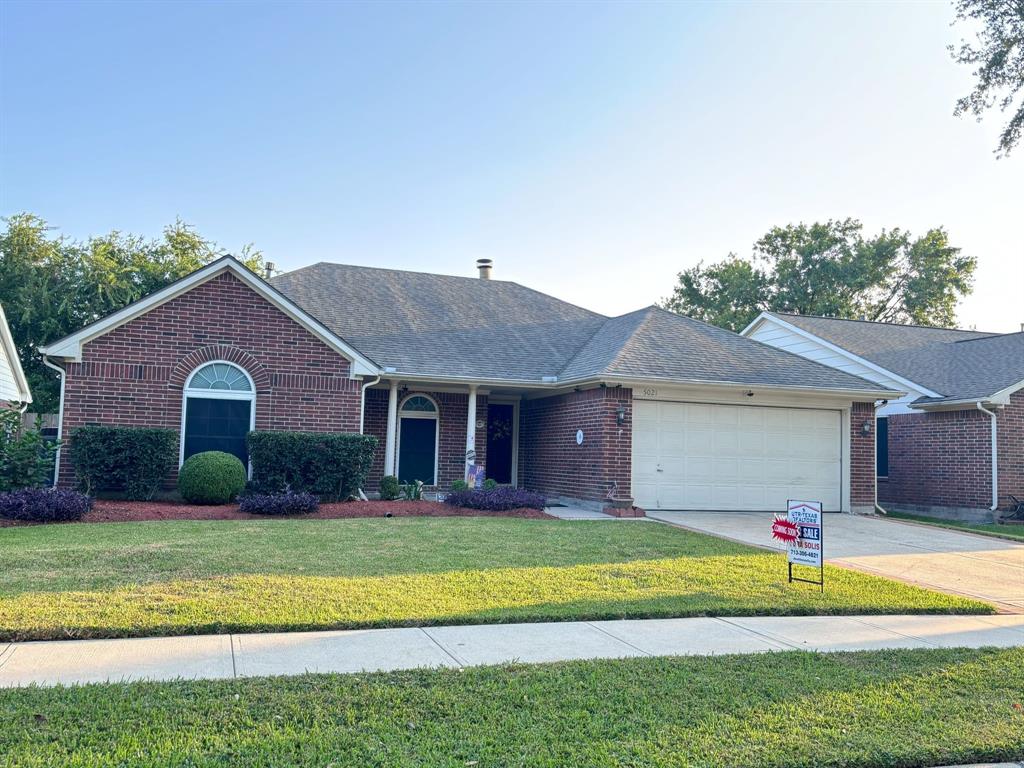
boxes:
[362,387,488,491]
[998,391,1024,508]
[878,406,993,510]
[519,387,632,503]
[850,402,876,509]
[57,271,363,487]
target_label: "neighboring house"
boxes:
[0,302,33,409]
[39,257,897,513]
[743,312,1024,520]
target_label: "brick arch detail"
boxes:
[168,345,271,391]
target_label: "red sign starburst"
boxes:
[771,516,799,543]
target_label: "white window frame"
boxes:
[179,360,257,470]
[396,392,440,486]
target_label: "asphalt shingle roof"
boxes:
[771,313,1024,404]
[271,263,895,394]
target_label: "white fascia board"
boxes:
[0,304,32,402]
[744,313,941,399]
[38,257,379,377]
[911,379,1024,411]
[580,374,904,400]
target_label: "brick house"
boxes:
[744,312,1024,521]
[0,302,32,410]
[40,257,896,513]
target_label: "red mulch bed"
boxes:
[18,499,552,525]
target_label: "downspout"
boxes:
[873,399,888,515]
[41,355,66,489]
[976,401,999,511]
[356,374,381,501]
[359,374,381,435]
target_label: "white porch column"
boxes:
[384,380,399,476]
[465,384,478,482]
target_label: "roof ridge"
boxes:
[555,306,652,379]
[770,311,996,335]
[277,260,521,285]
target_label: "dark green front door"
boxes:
[398,418,436,485]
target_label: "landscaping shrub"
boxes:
[0,410,58,491]
[482,478,498,490]
[178,451,247,505]
[247,431,377,502]
[379,475,400,501]
[450,479,469,492]
[0,487,93,522]
[444,486,547,511]
[239,490,319,516]
[70,426,177,499]
[401,480,424,500]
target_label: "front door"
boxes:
[398,417,437,485]
[486,403,514,484]
[183,397,251,466]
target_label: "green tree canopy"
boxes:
[951,0,1024,157]
[662,219,976,332]
[0,214,265,411]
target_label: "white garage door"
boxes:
[632,401,841,512]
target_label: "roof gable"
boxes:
[0,303,32,403]
[748,311,1024,405]
[39,257,379,376]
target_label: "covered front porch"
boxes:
[360,379,634,505]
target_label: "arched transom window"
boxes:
[187,362,253,392]
[401,395,437,414]
[181,361,255,469]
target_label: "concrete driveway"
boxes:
[647,511,1024,613]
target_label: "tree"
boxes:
[950,0,1024,157]
[0,214,265,412]
[662,219,976,332]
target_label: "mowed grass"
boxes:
[0,518,989,641]
[888,511,1024,542]
[1,648,1022,767]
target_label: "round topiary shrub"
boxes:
[178,451,247,505]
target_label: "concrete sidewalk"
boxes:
[1,613,1022,687]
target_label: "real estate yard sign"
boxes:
[778,500,824,592]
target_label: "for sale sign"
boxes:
[786,500,823,568]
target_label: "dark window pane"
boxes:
[184,397,251,467]
[876,417,889,477]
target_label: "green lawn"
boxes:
[1,648,1021,767]
[888,511,1024,542]
[0,518,989,641]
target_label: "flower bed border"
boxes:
[1,499,553,526]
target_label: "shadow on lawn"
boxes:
[0,554,990,641]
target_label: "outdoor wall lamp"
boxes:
[616,404,626,426]
[861,420,872,435]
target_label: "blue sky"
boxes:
[1,1,1020,331]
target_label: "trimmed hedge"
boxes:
[178,451,247,505]
[444,486,547,511]
[70,426,177,500]
[0,488,93,522]
[239,490,319,516]
[379,475,400,501]
[247,431,377,502]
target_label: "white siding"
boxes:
[0,340,19,403]
[747,319,925,415]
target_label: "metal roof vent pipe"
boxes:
[476,258,493,279]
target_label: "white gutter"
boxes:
[41,355,66,488]
[976,401,999,511]
[359,374,380,434]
